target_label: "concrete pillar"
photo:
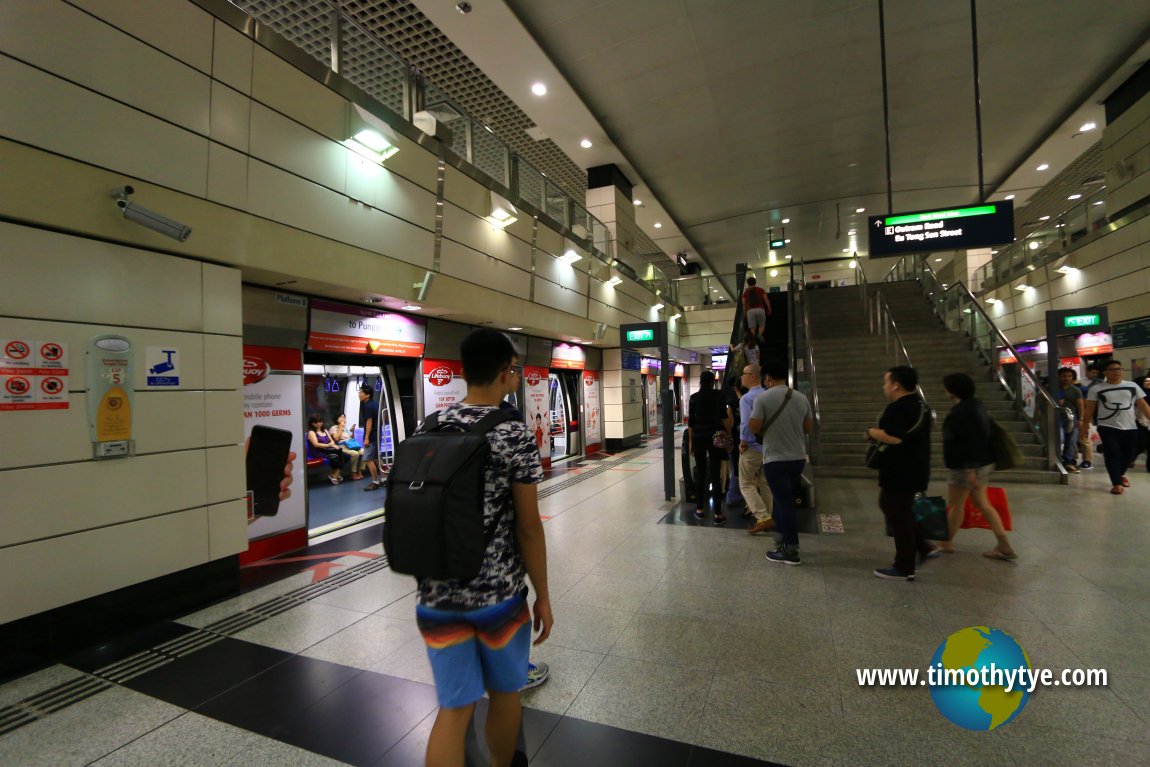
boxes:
[601,348,644,452]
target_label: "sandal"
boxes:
[982,549,1018,561]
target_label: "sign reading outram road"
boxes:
[868,201,1014,257]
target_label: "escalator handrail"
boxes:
[795,262,821,462]
[871,289,932,417]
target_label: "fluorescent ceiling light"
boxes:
[580,139,593,149]
[785,238,791,243]
[1068,194,1082,200]
[1079,121,1096,132]
[633,199,642,205]
[558,249,582,265]
[670,313,682,320]
[770,269,778,277]
[654,222,662,229]
[402,304,422,310]
[485,191,518,228]
[781,218,791,224]
[848,260,857,269]
[934,257,942,262]
[531,83,547,96]
[606,276,623,286]
[785,255,792,259]
[1028,241,1040,251]
[842,248,849,253]
[348,105,400,162]
[1036,163,1049,171]
[1038,215,1050,221]
[855,207,866,213]
[1093,201,1104,206]
[653,303,664,311]
[509,326,523,331]
[847,229,856,236]
[1004,194,1015,200]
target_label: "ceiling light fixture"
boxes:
[531,82,547,96]
[1056,265,1078,275]
[580,139,593,149]
[842,248,849,253]
[1068,194,1082,200]
[855,207,866,213]
[606,276,623,287]
[1036,163,1049,171]
[1015,284,1030,291]
[1093,200,1104,206]
[653,303,664,311]
[670,313,681,321]
[848,260,857,269]
[847,229,857,236]
[509,326,523,331]
[770,269,778,277]
[485,191,518,228]
[934,257,942,262]
[558,249,582,265]
[633,199,642,206]
[1079,121,1096,132]
[781,218,790,224]
[1038,215,1050,221]
[985,298,1000,305]
[653,222,662,228]
[402,304,422,310]
[785,255,792,259]
[1004,194,1015,200]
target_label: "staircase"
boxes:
[808,281,1057,483]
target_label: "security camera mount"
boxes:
[112,185,192,242]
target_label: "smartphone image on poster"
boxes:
[246,425,292,517]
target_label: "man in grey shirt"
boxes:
[1084,359,1150,495]
[747,359,813,565]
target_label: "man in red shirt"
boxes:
[742,276,771,342]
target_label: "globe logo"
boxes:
[929,626,1032,730]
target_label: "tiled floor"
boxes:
[3,434,1150,765]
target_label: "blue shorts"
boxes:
[416,593,532,708]
[362,441,378,462]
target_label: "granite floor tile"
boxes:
[544,602,634,655]
[518,644,607,716]
[88,711,258,766]
[299,614,421,671]
[309,571,416,614]
[233,602,369,654]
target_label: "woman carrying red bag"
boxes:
[936,373,1018,560]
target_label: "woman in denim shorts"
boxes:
[937,373,1017,560]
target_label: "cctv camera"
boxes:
[456,2,472,13]
[111,186,191,242]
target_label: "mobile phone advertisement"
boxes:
[243,345,305,540]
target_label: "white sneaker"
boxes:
[520,661,549,691]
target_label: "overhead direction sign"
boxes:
[868,201,1014,257]
[620,322,665,349]
[769,238,787,249]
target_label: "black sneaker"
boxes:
[765,545,800,566]
[873,567,914,581]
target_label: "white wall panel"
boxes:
[205,390,244,447]
[133,391,207,454]
[249,103,347,192]
[0,450,208,548]
[206,445,245,505]
[534,278,587,317]
[202,264,243,336]
[376,162,437,231]
[442,202,489,253]
[486,229,533,271]
[443,166,488,216]
[212,20,254,95]
[0,508,210,624]
[207,142,249,210]
[0,0,212,135]
[204,335,243,390]
[535,254,589,294]
[440,239,530,298]
[0,56,209,197]
[68,0,214,74]
[251,48,346,142]
[208,499,248,560]
[210,81,252,153]
[0,405,89,469]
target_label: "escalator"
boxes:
[725,262,791,379]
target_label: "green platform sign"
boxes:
[868,201,1014,257]
[626,328,655,343]
[1064,314,1100,329]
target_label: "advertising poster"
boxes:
[242,345,306,540]
[646,373,659,434]
[1020,367,1037,419]
[1,339,69,411]
[308,299,426,357]
[551,343,586,370]
[422,359,467,417]
[582,370,601,454]
[523,365,551,468]
[1075,332,1113,356]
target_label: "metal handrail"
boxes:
[855,259,873,332]
[913,258,1067,472]
[871,289,932,416]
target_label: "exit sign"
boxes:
[626,328,655,342]
[769,239,786,249]
[1064,314,1100,328]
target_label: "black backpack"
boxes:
[384,409,513,579]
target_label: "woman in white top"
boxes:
[329,413,364,479]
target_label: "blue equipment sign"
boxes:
[146,346,180,387]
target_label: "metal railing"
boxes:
[790,262,821,462]
[226,0,683,305]
[887,254,1068,475]
[870,290,932,418]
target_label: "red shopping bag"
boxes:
[960,486,1013,531]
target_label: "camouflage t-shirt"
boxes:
[415,403,544,609]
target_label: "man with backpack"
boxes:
[391,329,550,767]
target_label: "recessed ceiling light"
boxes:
[1079,121,1096,132]
[531,82,547,96]
[855,207,866,213]
[1028,241,1041,250]
[781,218,790,224]
[770,269,778,277]
[402,304,422,310]
[785,255,792,259]
[1036,163,1049,171]
[1004,194,1015,200]
[1039,215,1050,221]
[934,258,942,262]
[633,199,642,206]
[654,222,662,228]
[1068,194,1082,200]
[842,248,849,253]
[509,326,523,331]
[847,229,857,236]
[1093,201,1104,206]
[785,238,791,243]
[580,139,593,149]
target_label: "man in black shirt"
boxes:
[865,366,934,580]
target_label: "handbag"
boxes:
[712,430,735,451]
[342,438,363,450]
[960,487,1013,531]
[987,418,1022,470]
[885,495,949,540]
[866,400,929,469]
